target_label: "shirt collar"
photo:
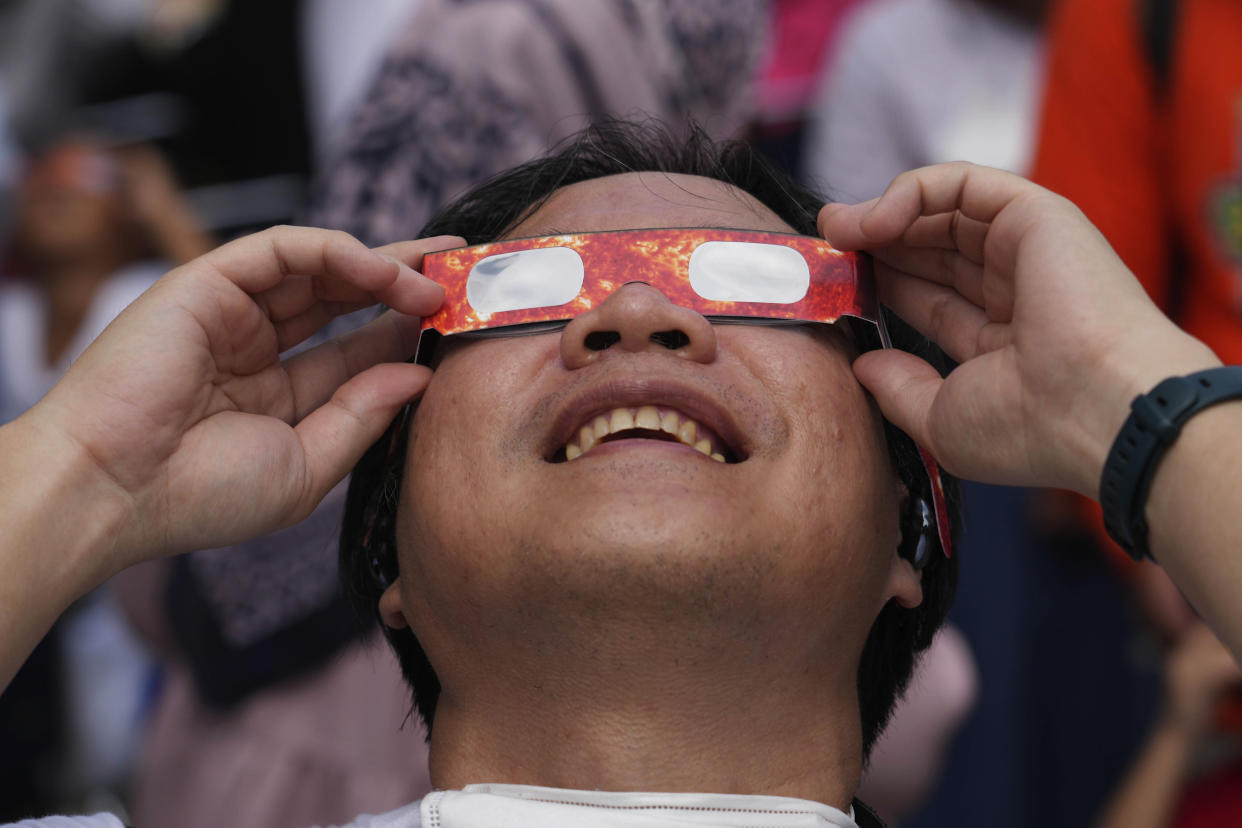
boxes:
[423,784,858,828]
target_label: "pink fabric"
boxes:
[858,624,978,822]
[754,0,870,122]
[133,638,430,828]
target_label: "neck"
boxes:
[424,619,864,811]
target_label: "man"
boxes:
[0,126,1237,827]
[336,122,958,825]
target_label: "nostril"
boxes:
[584,330,621,351]
[650,330,690,350]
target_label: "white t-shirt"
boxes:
[9,785,860,828]
[0,261,163,423]
[803,0,1044,202]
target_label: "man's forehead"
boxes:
[505,172,799,239]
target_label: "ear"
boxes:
[886,553,924,609]
[378,579,411,629]
[888,488,925,609]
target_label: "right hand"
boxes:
[819,162,1219,498]
[21,225,462,574]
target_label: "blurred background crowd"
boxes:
[0,1,1240,826]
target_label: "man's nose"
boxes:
[559,282,717,369]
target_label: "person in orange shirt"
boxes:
[1034,0,1242,362]
[1033,4,1242,823]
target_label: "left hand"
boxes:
[819,162,1217,498]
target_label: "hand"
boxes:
[1164,623,1242,735]
[24,225,463,572]
[116,144,185,229]
[115,143,215,263]
[819,162,1218,498]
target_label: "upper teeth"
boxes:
[564,405,727,463]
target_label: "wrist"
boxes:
[1157,698,1211,742]
[0,414,135,692]
[2,410,134,596]
[1078,326,1220,499]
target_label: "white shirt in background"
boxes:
[301,0,423,164]
[803,0,1045,202]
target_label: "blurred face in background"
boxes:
[13,142,127,268]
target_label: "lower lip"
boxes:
[564,438,725,463]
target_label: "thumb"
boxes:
[292,361,430,518]
[853,349,943,451]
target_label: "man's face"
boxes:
[385,173,921,692]
[17,144,123,262]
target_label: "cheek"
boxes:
[417,336,557,453]
[724,328,900,568]
[396,338,557,576]
[724,326,878,461]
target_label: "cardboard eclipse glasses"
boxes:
[417,227,952,559]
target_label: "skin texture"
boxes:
[380,172,922,808]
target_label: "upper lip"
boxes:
[542,370,752,463]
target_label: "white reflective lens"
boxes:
[466,246,584,315]
[688,242,810,303]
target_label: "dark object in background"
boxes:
[0,632,64,820]
[79,0,311,235]
[163,497,366,709]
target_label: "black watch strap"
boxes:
[1100,366,1242,560]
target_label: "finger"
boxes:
[199,226,400,293]
[852,349,944,451]
[272,301,375,353]
[878,268,1004,363]
[257,232,466,316]
[863,163,1039,242]
[896,210,991,266]
[255,274,376,323]
[283,310,423,420]
[371,235,465,313]
[374,236,466,268]
[821,163,1040,250]
[825,204,991,265]
[293,361,432,513]
[870,244,988,308]
[818,199,877,249]
[194,227,456,318]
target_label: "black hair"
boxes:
[340,119,961,760]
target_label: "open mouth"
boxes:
[549,405,741,464]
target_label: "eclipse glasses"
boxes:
[416,227,952,559]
